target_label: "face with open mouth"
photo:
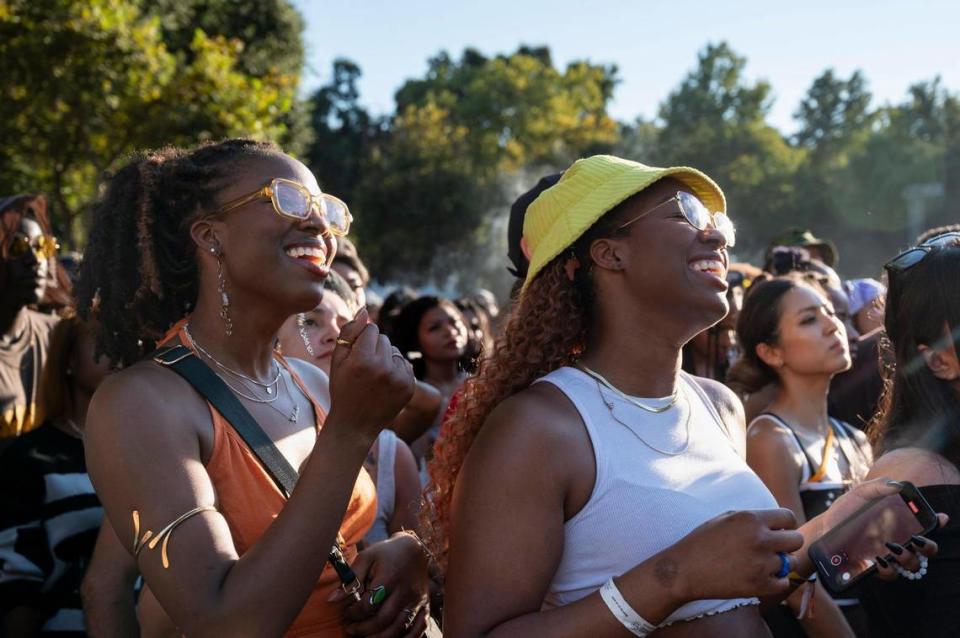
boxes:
[202,154,339,315]
[603,178,731,333]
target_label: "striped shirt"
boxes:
[0,422,102,636]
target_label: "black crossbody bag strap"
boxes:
[152,345,299,498]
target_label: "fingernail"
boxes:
[885,542,904,555]
[876,555,889,568]
[886,479,904,489]
[326,590,341,602]
[910,535,927,548]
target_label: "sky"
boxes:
[291,0,959,134]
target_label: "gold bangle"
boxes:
[132,505,217,569]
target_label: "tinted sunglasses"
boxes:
[8,233,59,260]
[884,232,960,274]
[216,178,352,236]
[618,191,736,247]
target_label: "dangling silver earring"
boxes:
[213,248,233,337]
[297,313,315,356]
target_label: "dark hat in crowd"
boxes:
[766,227,838,267]
[507,173,562,279]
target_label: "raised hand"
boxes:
[327,307,416,440]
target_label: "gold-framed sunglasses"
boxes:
[8,233,59,260]
[618,190,736,248]
[215,178,352,236]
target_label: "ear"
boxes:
[588,237,626,274]
[519,236,531,260]
[756,342,783,370]
[190,218,223,255]
[917,344,960,381]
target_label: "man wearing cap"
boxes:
[766,227,839,268]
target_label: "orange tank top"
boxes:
[163,324,377,637]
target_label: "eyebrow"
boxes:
[796,304,826,315]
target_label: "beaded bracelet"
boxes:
[894,554,928,581]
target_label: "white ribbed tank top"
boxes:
[536,367,778,625]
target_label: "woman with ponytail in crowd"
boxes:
[858,232,960,637]
[76,139,430,637]
[731,277,873,637]
[424,155,941,637]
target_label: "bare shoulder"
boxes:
[691,375,747,452]
[285,356,330,411]
[868,447,960,486]
[463,381,593,500]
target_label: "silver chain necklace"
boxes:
[593,378,692,456]
[262,370,301,424]
[578,364,678,413]
[184,323,281,394]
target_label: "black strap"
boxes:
[757,412,820,476]
[152,345,299,498]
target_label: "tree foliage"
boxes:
[0,0,304,244]
[341,46,619,283]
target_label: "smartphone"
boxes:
[808,481,938,594]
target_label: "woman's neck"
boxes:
[581,329,682,397]
[769,372,833,434]
[424,358,461,390]
[187,294,286,380]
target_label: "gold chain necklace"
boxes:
[578,364,678,413]
[591,377,692,456]
[184,323,281,395]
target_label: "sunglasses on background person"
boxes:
[216,178,353,236]
[7,233,59,260]
[618,190,736,247]
[885,232,960,274]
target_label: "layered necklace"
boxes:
[578,364,691,456]
[183,324,301,423]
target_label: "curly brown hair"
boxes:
[420,183,648,570]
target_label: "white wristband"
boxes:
[599,577,657,637]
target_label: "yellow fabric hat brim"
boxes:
[522,156,725,291]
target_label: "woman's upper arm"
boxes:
[443,389,587,636]
[84,367,237,632]
[389,439,421,534]
[746,418,806,523]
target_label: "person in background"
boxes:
[858,232,960,637]
[732,277,873,637]
[276,272,423,546]
[331,237,369,310]
[680,265,755,382]
[0,314,112,636]
[391,296,469,479]
[454,297,492,371]
[377,287,418,338]
[470,289,500,327]
[767,227,839,269]
[506,173,563,298]
[0,194,60,446]
[845,278,886,336]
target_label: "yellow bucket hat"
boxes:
[522,155,726,289]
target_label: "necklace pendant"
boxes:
[289,405,299,423]
[266,386,273,395]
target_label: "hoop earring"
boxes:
[297,313,315,356]
[213,248,233,337]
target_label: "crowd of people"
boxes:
[0,140,958,638]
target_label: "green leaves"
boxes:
[0,0,302,245]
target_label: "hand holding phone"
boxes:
[809,481,938,594]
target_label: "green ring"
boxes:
[369,584,387,606]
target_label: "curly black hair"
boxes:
[76,138,282,367]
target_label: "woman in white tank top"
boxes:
[732,277,873,637]
[423,156,934,637]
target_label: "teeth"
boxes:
[286,246,326,260]
[690,259,725,274]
